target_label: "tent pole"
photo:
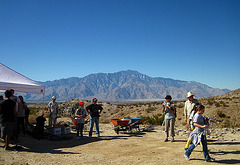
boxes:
[42,94,45,115]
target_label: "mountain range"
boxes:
[22,70,230,101]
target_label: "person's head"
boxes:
[192,103,200,112]
[197,104,205,114]
[92,98,97,104]
[0,96,3,100]
[18,95,24,102]
[51,96,56,102]
[79,101,84,108]
[187,92,195,101]
[10,89,14,96]
[165,95,172,102]
[4,90,12,99]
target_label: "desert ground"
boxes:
[1,89,239,165]
[0,117,240,165]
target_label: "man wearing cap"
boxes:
[184,92,199,122]
[48,96,59,127]
[86,98,103,137]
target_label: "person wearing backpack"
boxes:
[162,95,176,142]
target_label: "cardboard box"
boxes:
[61,127,71,134]
[46,127,61,136]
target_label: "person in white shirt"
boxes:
[48,96,58,127]
[184,92,199,122]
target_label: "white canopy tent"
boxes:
[0,63,45,113]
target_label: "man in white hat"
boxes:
[48,96,58,127]
[184,92,199,122]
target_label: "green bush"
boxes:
[146,107,155,113]
[215,102,221,107]
[141,114,165,125]
[217,110,226,118]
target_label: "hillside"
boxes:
[47,88,240,129]
[23,70,230,101]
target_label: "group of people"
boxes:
[47,96,103,139]
[1,89,215,161]
[0,89,29,150]
[162,91,215,162]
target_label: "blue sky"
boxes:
[0,0,239,90]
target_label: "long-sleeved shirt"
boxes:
[184,99,199,118]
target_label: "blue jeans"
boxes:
[89,116,99,137]
[185,135,210,160]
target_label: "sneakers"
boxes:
[164,138,168,142]
[206,158,215,162]
[184,154,190,161]
[171,137,174,142]
[76,136,80,140]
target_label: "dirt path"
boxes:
[0,120,239,165]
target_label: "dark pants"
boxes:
[25,115,29,128]
[77,123,84,137]
[17,117,25,136]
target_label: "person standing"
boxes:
[17,96,27,136]
[86,98,103,137]
[184,105,215,162]
[75,101,87,140]
[48,96,58,127]
[184,92,199,122]
[162,95,176,142]
[184,92,199,149]
[0,90,16,150]
[10,89,21,141]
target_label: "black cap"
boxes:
[165,95,172,99]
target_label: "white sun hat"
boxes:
[52,96,56,100]
[187,92,195,98]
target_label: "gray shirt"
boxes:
[75,108,86,124]
[190,113,205,146]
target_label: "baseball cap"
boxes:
[79,101,84,105]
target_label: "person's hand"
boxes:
[189,127,192,131]
[203,125,208,128]
[185,117,187,122]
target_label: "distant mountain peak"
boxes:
[25,70,230,101]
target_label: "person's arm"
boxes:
[169,106,175,114]
[86,105,92,115]
[194,123,208,129]
[162,103,165,113]
[188,119,192,130]
[14,104,17,115]
[48,103,51,113]
[75,109,81,118]
[99,106,103,114]
[184,102,187,122]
